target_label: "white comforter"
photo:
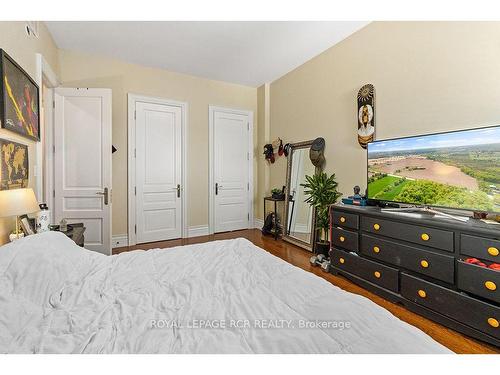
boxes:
[0,232,451,354]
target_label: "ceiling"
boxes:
[45,21,369,87]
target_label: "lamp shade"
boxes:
[0,188,40,218]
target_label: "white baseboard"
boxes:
[254,218,264,229]
[117,223,256,246]
[188,225,209,238]
[112,234,129,249]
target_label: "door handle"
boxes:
[172,185,181,198]
[96,187,109,205]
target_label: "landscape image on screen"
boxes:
[367,126,500,212]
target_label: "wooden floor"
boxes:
[114,229,500,354]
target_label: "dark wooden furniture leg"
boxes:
[274,200,278,240]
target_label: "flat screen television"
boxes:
[367,125,500,213]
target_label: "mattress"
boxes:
[0,232,451,353]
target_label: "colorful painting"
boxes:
[0,49,40,141]
[0,138,29,190]
[357,83,375,149]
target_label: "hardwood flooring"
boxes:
[114,229,499,354]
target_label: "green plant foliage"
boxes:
[301,172,342,242]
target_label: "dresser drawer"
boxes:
[401,273,500,340]
[330,248,399,292]
[332,211,359,230]
[360,234,454,284]
[460,234,500,263]
[332,227,358,252]
[361,216,454,252]
[457,261,500,304]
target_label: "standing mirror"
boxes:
[283,140,316,251]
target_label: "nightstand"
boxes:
[50,223,86,247]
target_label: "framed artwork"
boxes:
[357,83,375,149]
[0,49,40,141]
[19,214,36,235]
[0,138,29,190]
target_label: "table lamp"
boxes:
[0,188,40,239]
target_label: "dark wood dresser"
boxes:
[329,204,500,347]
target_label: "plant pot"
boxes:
[315,241,330,256]
[271,192,285,200]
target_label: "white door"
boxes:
[135,101,182,243]
[211,107,251,233]
[54,88,112,254]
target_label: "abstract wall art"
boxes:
[0,49,40,141]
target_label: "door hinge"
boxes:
[247,152,249,161]
[247,213,250,221]
[135,224,137,234]
[53,100,55,109]
[247,122,249,131]
[134,186,137,196]
[53,145,55,153]
[134,110,136,120]
[247,182,249,191]
[134,148,136,158]
[53,190,55,198]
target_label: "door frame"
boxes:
[35,53,59,212]
[208,105,254,235]
[127,94,188,246]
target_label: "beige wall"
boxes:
[265,21,500,219]
[256,84,270,222]
[58,50,257,236]
[0,22,59,244]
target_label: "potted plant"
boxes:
[301,172,342,255]
[271,187,285,200]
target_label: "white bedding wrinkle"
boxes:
[0,232,452,353]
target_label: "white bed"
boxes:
[0,232,451,354]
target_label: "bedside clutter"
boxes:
[49,223,86,247]
[329,204,500,347]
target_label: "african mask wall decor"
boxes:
[357,84,375,149]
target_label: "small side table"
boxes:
[50,223,86,247]
[263,196,285,240]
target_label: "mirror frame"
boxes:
[283,140,317,251]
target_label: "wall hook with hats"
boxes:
[263,137,287,164]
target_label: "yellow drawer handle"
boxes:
[373,246,380,253]
[339,236,345,242]
[485,281,497,291]
[421,233,430,241]
[339,257,345,264]
[340,216,346,223]
[374,271,381,278]
[488,247,499,257]
[373,223,380,231]
[418,290,427,298]
[487,318,499,328]
[420,260,429,268]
